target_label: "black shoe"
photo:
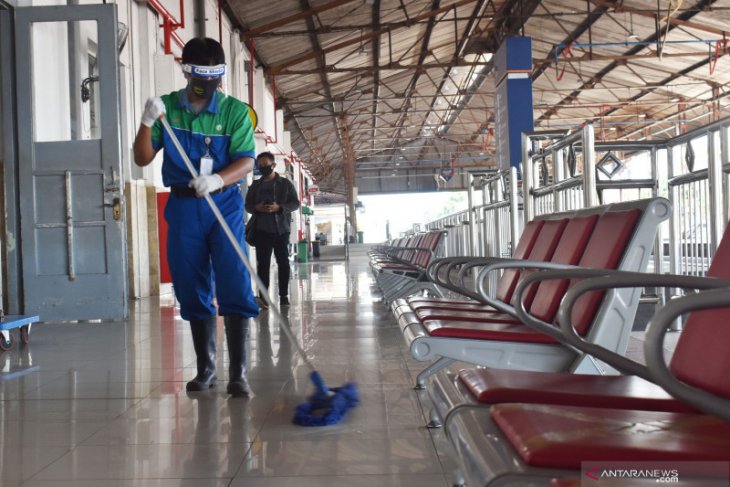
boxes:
[186,316,218,391]
[227,378,251,396]
[186,369,217,391]
[224,316,251,397]
[280,296,290,306]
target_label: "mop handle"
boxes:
[159,116,317,373]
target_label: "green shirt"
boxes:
[151,89,256,187]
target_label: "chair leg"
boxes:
[415,357,455,390]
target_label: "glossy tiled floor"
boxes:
[0,251,453,486]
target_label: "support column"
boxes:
[339,116,357,240]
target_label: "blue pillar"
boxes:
[494,37,534,173]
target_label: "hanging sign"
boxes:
[439,157,456,183]
[439,167,455,182]
[307,185,320,195]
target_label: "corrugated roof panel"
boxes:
[225,0,730,190]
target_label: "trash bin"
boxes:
[311,240,320,258]
[297,240,309,263]
[357,231,364,243]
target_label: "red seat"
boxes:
[416,309,519,324]
[493,404,730,469]
[531,210,639,328]
[494,219,545,303]
[411,301,496,312]
[484,226,730,478]
[422,210,637,341]
[550,478,721,487]
[458,368,696,413]
[425,320,557,344]
[549,480,579,487]
[403,220,557,313]
[402,218,572,316]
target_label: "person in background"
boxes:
[245,152,300,308]
[133,37,257,396]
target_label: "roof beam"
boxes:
[532,2,610,80]
[431,0,542,144]
[538,0,719,123]
[590,0,729,37]
[247,16,492,37]
[240,0,359,38]
[416,0,490,143]
[275,59,492,75]
[371,0,381,152]
[299,0,345,161]
[583,55,725,128]
[266,0,479,75]
[386,0,442,151]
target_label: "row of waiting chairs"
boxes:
[368,230,446,304]
[369,197,730,486]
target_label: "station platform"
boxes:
[0,253,454,486]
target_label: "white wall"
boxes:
[22,0,309,293]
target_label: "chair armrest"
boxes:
[427,257,479,284]
[427,257,505,302]
[645,289,730,421]
[555,271,730,381]
[476,261,586,319]
[384,245,436,270]
[456,257,516,290]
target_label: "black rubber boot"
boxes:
[186,315,218,391]
[224,315,251,396]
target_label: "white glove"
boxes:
[141,96,165,127]
[189,173,224,196]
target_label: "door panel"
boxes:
[14,5,126,321]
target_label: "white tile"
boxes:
[236,437,443,477]
[0,256,451,486]
[31,443,250,480]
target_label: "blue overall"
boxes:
[165,187,258,320]
[152,89,259,321]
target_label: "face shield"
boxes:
[182,63,226,100]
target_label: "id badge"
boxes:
[200,156,214,176]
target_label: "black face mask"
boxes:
[189,77,219,100]
[259,165,274,177]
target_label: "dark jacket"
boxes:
[245,173,300,234]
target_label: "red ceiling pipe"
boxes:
[147,0,185,55]
[266,74,278,144]
[218,0,223,44]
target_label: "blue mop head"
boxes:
[293,371,359,426]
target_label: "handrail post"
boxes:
[521,132,534,225]
[467,173,475,256]
[509,166,520,254]
[582,124,598,208]
[554,147,564,212]
[709,128,725,253]
[651,146,664,274]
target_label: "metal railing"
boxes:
[522,125,597,220]
[423,116,730,282]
